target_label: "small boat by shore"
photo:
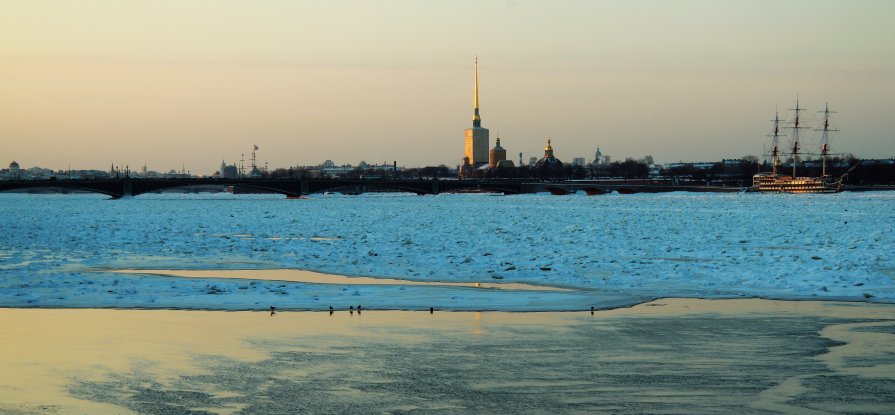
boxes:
[752,98,844,194]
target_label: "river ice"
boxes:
[1,191,893,310]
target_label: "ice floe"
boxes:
[1,191,893,310]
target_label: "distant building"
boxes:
[219,160,239,179]
[222,165,239,179]
[297,161,403,178]
[571,157,585,167]
[593,147,610,165]
[461,59,490,177]
[321,164,355,177]
[666,162,716,170]
[534,139,564,178]
[9,161,20,178]
[489,137,507,168]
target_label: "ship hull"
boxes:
[751,173,842,194]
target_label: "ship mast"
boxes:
[817,100,837,177]
[769,109,785,176]
[789,96,807,177]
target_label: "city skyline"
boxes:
[2,1,894,175]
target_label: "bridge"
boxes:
[0,177,521,198]
[0,177,742,198]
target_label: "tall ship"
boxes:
[752,98,844,193]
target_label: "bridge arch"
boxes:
[437,180,522,195]
[0,180,127,198]
[0,184,122,198]
[309,182,432,195]
[131,179,301,197]
[441,186,521,195]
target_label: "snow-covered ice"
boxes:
[1,191,893,310]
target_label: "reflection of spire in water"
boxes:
[470,311,484,335]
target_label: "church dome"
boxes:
[9,161,19,169]
[534,139,564,177]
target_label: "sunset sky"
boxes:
[2,0,893,174]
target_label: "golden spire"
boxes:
[545,138,554,158]
[472,57,481,127]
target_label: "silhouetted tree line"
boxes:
[253,156,895,185]
[591,158,651,179]
[836,158,895,185]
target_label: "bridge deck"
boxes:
[0,178,745,198]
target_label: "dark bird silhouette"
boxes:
[329,305,334,311]
[270,306,277,312]
[430,307,434,314]
[357,305,362,311]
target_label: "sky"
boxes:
[1,0,893,174]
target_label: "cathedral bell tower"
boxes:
[464,57,490,167]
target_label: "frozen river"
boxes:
[1,191,894,310]
[2,300,895,414]
[3,192,895,414]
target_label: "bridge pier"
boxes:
[122,178,133,197]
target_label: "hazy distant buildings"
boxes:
[219,160,239,179]
[293,160,403,178]
[594,146,610,165]
[1,161,113,180]
[1,161,23,180]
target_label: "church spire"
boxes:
[472,57,481,128]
